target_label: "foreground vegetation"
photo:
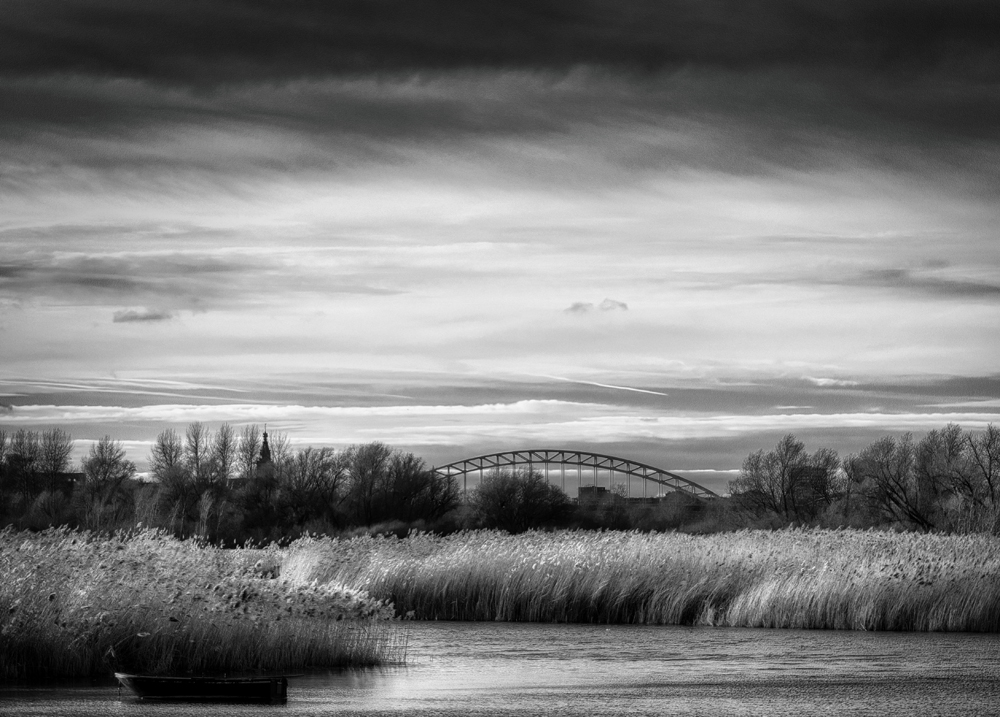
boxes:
[284,528,1000,631]
[6,525,998,682]
[0,527,404,680]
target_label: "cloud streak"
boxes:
[565,299,628,314]
[112,308,173,323]
[0,243,403,313]
[856,269,1000,299]
[539,376,667,397]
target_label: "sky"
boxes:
[2,0,1000,495]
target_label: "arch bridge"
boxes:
[433,449,719,500]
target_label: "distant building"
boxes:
[0,455,81,496]
[252,429,275,483]
[577,485,609,504]
[257,429,273,472]
[60,472,85,494]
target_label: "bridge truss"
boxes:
[433,449,718,500]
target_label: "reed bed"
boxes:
[282,528,1000,631]
[0,527,404,680]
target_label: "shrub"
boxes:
[471,468,572,532]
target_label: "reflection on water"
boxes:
[3,622,1000,716]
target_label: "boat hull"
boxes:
[115,673,288,703]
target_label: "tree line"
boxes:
[0,424,460,542]
[0,424,713,537]
[4,421,999,538]
[729,423,1000,533]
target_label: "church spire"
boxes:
[258,425,272,466]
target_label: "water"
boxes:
[3,622,1000,716]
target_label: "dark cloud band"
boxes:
[3,0,999,81]
[3,0,997,194]
[2,68,999,196]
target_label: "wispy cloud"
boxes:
[0,243,403,316]
[856,268,1000,299]
[805,378,860,388]
[539,375,668,397]
[926,399,1000,409]
[113,308,173,323]
[565,298,628,314]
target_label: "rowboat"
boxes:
[115,672,289,703]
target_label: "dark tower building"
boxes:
[257,428,272,471]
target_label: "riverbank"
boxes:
[5,622,1000,716]
[286,528,1000,631]
[0,527,403,680]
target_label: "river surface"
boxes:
[2,622,1000,716]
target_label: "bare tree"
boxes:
[795,446,842,519]
[82,436,136,494]
[236,424,262,480]
[79,436,137,529]
[420,465,461,523]
[729,434,840,523]
[281,446,350,527]
[917,424,1000,533]
[730,435,805,520]
[1,428,72,526]
[149,428,198,533]
[366,451,460,524]
[916,424,973,505]
[0,428,8,498]
[846,433,937,531]
[266,429,293,475]
[967,424,1000,507]
[8,428,41,501]
[38,429,74,491]
[210,423,237,483]
[10,429,39,463]
[149,429,184,482]
[184,422,211,481]
[285,447,346,499]
[345,442,394,525]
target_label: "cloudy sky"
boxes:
[2,0,999,493]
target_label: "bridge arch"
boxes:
[433,449,719,500]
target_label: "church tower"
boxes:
[256,427,272,473]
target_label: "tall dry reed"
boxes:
[281,528,1000,631]
[0,527,404,680]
